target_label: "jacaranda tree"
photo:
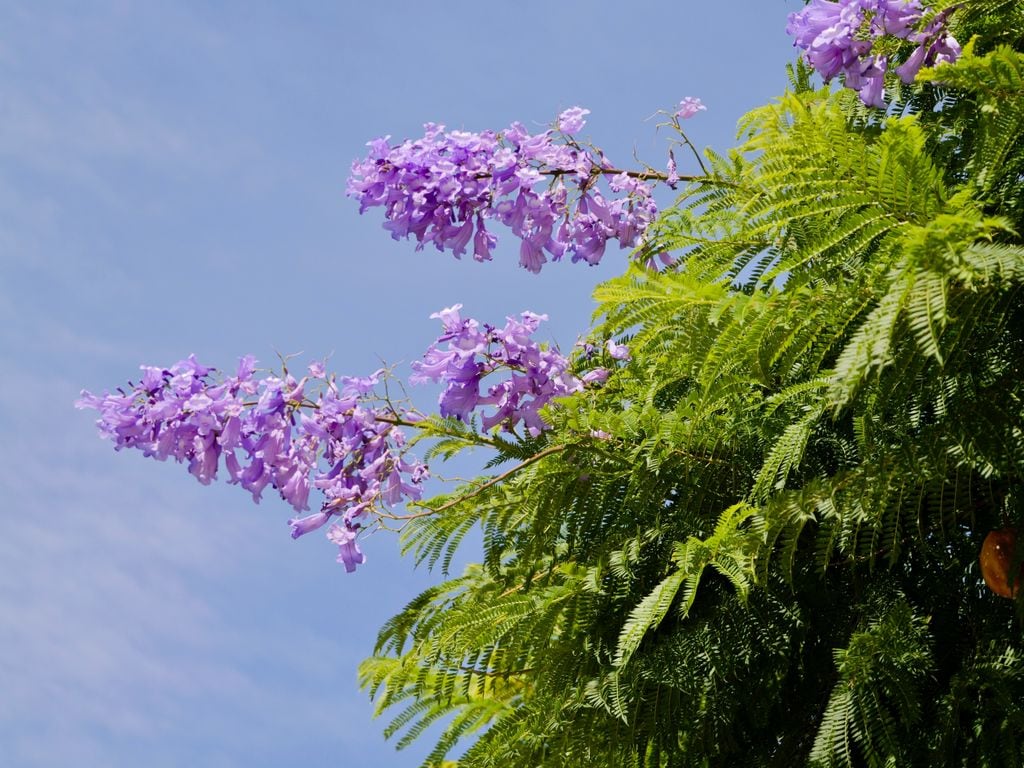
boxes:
[79,1,1024,765]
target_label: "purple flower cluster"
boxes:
[346,107,660,273]
[77,313,630,570]
[411,305,625,437]
[76,355,428,572]
[787,0,960,107]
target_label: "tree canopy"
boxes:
[360,5,1024,766]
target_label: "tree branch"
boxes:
[411,444,567,516]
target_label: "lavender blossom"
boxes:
[674,97,707,119]
[786,0,959,107]
[557,106,591,134]
[327,523,366,573]
[79,312,631,571]
[666,151,680,188]
[347,108,664,271]
[78,355,429,573]
[605,339,631,361]
[412,307,625,436]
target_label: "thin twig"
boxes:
[415,444,567,515]
[459,665,534,678]
[539,167,724,185]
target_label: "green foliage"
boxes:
[361,5,1024,765]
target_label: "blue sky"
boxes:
[0,3,797,766]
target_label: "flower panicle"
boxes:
[787,0,960,107]
[347,104,703,273]
[77,313,628,571]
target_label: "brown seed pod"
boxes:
[980,527,1023,599]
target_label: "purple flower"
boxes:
[582,368,610,386]
[786,0,845,51]
[895,42,929,82]
[674,97,706,120]
[875,0,922,36]
[557,106,591,134]
[346,108,662,271]
[473,217,497,262]
[80,354,430,573]
[327,523,366,573]
[439,378,483,421]
[338,370,383,398]
[519,238,547,274]
[82,307,627,575]
[415,308,583,433]
[606,339,631,361]
[787,0,959,106]
[666,151,680,188]
[289,510,333,539]
[411,308,628,437]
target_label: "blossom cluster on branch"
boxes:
[787,0,960,107]
[78,311,627,571]
[412,304,626,437]
[346,105,703,273]
[75,355,426,571]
